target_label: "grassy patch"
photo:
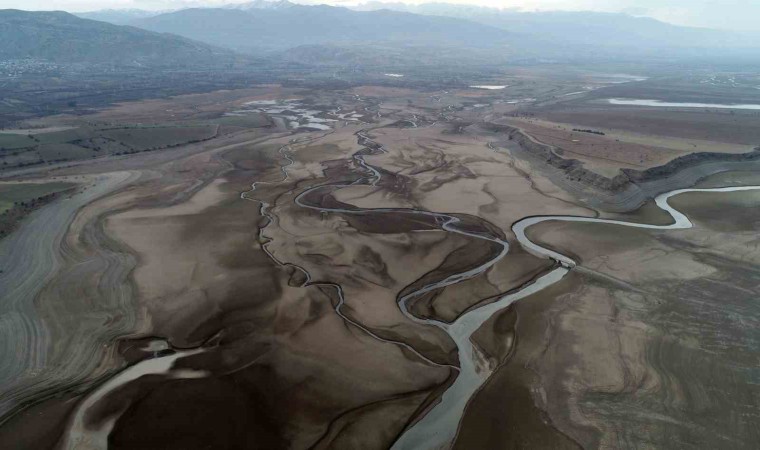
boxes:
[33,128,94,145]
[37,143,95,162]
[0,149,43,168]
[1,124,219,170]
[0,182,74,213]
[0,133,36,150]
[100,125,217,151]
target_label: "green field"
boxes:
[0,133,36,150]
[100,125,217,151]
[33,128,95,145]
[37,143,95,161]
[0,124,219,170]
[0,182,74,213]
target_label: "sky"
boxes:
[2,0,759,30]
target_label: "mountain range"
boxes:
[224,0,295,11]
[0,9,237,68]
[77,1,295,24]
[78,1,760,61]
[129,5,510,54]
[75,8,169,25]
[2,1,759,72]
[355,3,759,51]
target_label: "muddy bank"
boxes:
[408,240,554,323]
[455,275,584,450]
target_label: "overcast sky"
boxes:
[2,0,758,30]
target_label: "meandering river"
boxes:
[248,129,760,449]
[393,185,760,450]
[252,129,760,450]
[55,127,760,449]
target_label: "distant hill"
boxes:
[223,1,295,11]
[35,3,760,67]
[125,3,760,64]
[353,2,760,58]
[77,1,294,26]
[354,2,500,17]
[0,9,238,68]
[76,8,165,25]
[130,5,511,54]
[274,43,509,70]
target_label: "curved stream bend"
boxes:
[62,129,759,450]
[246,129,760,449]
[394,184,760,450]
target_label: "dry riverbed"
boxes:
[1,83,759,450]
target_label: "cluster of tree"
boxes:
[5,159,45,168]
[1,192,64,239]
[573,128,605,135]
[112,136,212,156]
[12,193,58,209]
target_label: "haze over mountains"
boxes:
[1,0,760,72]
[0,9,236,67]
[130,5,510,54]
[76,0,294,24]
[76,8,171,25]
[77,1,760,63]
[356,3,757,51]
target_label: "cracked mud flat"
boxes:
[1,86,759,450]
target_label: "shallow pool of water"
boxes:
[607,98,760,110]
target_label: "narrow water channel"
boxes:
[58,127,760,450]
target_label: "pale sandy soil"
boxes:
[510,116,753,154]
[502,118,687,176]
[363,125,591,226]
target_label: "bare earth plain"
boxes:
[0,73,759,449]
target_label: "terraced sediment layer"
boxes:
[0,171,137,418]
[0,128,279,438]
[494,122,760,211]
